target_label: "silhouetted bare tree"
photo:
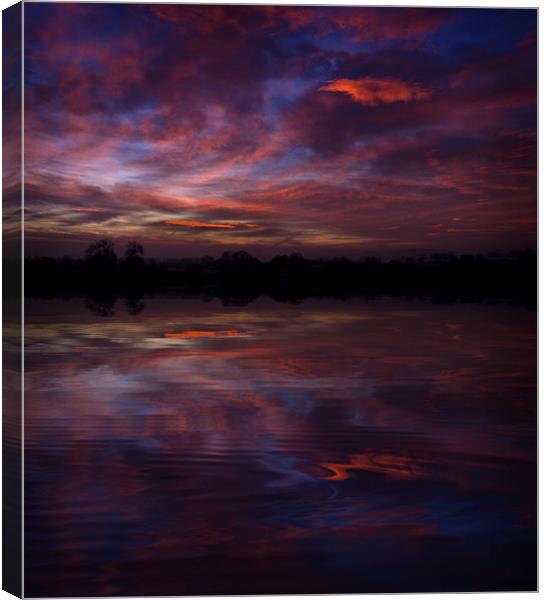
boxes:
[123,241,144,271]
[85,238,117,276]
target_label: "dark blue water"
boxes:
[24,296,536,596]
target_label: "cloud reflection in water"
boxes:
[24,296,536,596]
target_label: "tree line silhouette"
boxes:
[25,238,535,302]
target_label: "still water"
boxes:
[24,295,536,596]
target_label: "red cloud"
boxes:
[150,5,449,44]
[320,77,430,107]
[327,7,449,43]
[166,219,237,229]
[166,219,258,230]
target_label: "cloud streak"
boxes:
[320,77,431,106]
[166,220,239,230]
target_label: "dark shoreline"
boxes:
[21,252,536,305]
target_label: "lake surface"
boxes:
[24,295,536,596]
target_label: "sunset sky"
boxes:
[24,4,537,259]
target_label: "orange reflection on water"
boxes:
[164,329,240,340]
[321,452,426,481]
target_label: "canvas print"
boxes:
[2,2,537,597]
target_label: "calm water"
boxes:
[24,295,536,596]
